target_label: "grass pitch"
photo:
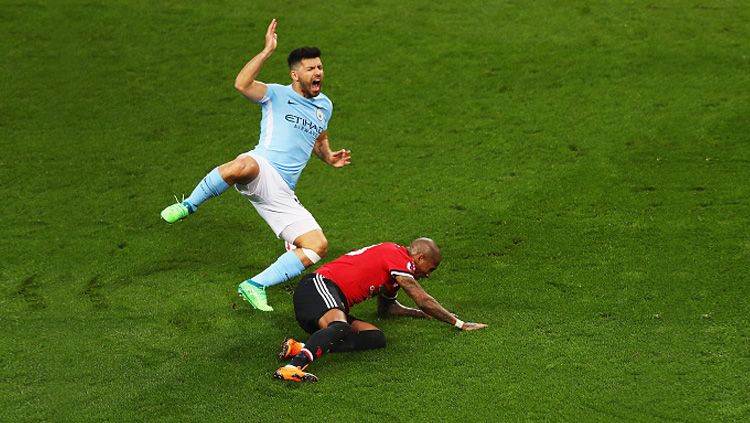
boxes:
[2,0,749,421]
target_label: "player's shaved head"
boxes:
[408,237,442,265]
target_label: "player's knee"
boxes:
[224,155,258,183]
[328,320,352,338]
[359,330,386,350]
[236,155,260,176]
[315,237,329,258]
[302,235,328,258]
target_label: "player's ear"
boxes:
[290,69,298,82]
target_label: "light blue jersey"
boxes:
[250,83,333,191]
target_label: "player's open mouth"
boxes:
[312,79,321,89]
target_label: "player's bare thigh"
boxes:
[316,309,380,333]
[218,154,259,185]
[317,308,347,329]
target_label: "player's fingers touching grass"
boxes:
[461,322,488,331]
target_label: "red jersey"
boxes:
[315,242,416,307]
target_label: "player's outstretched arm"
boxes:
[234,19,277,102]
[377,287,430,319]
[313,131,351,168]
[395,276,487,331]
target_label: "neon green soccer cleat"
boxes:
[238,281,274,312]
[160,201,190,224]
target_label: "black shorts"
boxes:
[294,273,360,334]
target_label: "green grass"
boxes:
[2,0,749,421]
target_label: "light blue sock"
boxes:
[251,250,306,288]
[184,167,230,212]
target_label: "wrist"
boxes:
[453,318,465,329]
[260,48,274,58]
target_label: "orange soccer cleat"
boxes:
[278,337,304,361]
[273,365,318,383]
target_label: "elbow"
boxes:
[377,307,389,319]
[377,301,394,318]
[234,77,254,94]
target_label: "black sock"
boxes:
[330,330,386,353]
[290,321,352,368]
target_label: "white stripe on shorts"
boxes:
[314,274,337,309]
[316,274,337,308]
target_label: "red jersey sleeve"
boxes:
[371,243,414,299]
[385,244,416,285]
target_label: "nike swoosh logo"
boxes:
[288,100,296,105]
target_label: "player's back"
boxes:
[316,243,415,307]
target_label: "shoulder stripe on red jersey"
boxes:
[390,270,415,279]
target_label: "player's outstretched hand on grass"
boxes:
[461,322,488,331]
[264,19,278,54]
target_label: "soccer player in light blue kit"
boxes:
[160,19,351,311]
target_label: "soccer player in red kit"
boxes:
[273,238,487,383]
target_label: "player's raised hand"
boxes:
[461,322,488,331]
[264,19,278,53]
[329,149,352,168]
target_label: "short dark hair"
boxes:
[288,47,321,69]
